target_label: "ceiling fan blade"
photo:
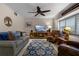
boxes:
[40,13,45,16]
[42,10,51,13]
[35,13,39,16]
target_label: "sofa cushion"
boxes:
[0,32,8,40]
[13,32,20,40]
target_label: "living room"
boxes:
[0,2,79,57]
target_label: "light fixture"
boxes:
[48,25,52,29]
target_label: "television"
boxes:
[35,25,47,32]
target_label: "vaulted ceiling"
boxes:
[6,3,70,18]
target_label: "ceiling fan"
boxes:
[28,6,51,16]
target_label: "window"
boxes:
[65,16,75,34]
[59,14,79,35]
[59,20,65,31]
[75,14,79,35]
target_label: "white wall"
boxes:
[24,18,53,34]
[0,4,25,32]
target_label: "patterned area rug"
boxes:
[23,40,58,56]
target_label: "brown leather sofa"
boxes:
[47,30,61,43]
[55,37,67,44]
[47,36,67,45]
[58,41,79,56]
[47,30,70,45]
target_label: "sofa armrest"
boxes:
[56,37,67,44]
[58,44,79,56]
[66,41,79,48]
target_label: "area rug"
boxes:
[23,40,57,56]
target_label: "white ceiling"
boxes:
[5,3,70,18]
